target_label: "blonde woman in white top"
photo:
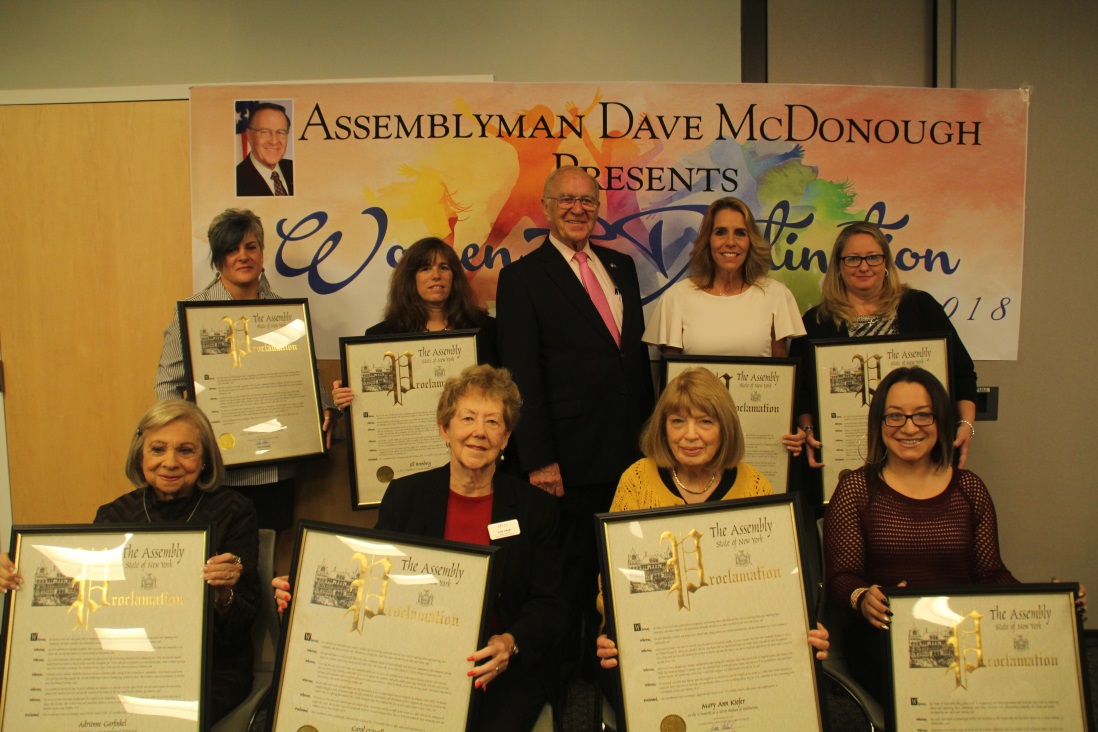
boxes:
[644,197,807,453]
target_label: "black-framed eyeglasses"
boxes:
[546,195,599,211]
[882,412,936,427]
[840,253,886,268]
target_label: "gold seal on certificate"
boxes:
[661,714,686,731]
[219,432,236,449]
[376,465,394,483]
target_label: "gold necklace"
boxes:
[671,468,717,495]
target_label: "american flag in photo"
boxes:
[235,101,258,160]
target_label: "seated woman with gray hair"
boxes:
[0,399,259,722]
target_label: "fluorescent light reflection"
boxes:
[617,568,646,583]
[118,695,198,721]
[389,574,439,586]
[252,319,307,348]
[95,627,154,652]
[911,596,963,626]
[242,419,286,433]
[192,382,206,395]
[33,534,133,580]
[337,536,407,557]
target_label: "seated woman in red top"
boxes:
[825,366,1085,698]
[275,365,562,732]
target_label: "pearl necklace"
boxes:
[143,487,204,523]
[671,468,717,495]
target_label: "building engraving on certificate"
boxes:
[905,610,986,689]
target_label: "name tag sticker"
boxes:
[488,519,521,540]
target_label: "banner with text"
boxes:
[191,82,1028,360]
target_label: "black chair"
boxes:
[212,528,278,732]
[817,519,887,731]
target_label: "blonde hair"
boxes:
[688,197,773,290]
[816,222,907,328]
[641,368,745,472]
[125,400,224,492]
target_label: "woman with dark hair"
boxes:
[824,367,1084,697]
[0,399,259,723]
[276,365,562,731]
[332,237,497,408]
[789,222,978,467]
[155,208,338,531]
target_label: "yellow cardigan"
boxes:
[609,457,772,513]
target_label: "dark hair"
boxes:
[688,197,772,289]
[865,367,955,488]
[207,208,264,271]
[250,102,290,127]
[383,237,484,331]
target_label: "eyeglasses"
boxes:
[546,195,599,211]
[248,128,289,141]
[882,412,936,427]
[840,254,886,268]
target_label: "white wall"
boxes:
[0,0,742,94]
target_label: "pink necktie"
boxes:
[272,171,288,196]
[574,250,621,347]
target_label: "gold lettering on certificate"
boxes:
[346,552,392,632]
[660,529,707,611]
[221,316,253,368]
[383,350,416,406]
[946,610,985,689]
[68,576,110,630]
[850,352,883,407]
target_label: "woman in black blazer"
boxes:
[276,365,563,731]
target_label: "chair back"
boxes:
[211,528,278,732]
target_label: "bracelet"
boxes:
[957,419,975,438]
[850,587,870,610]
[216,588,234,609]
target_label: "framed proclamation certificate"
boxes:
[597,495,824,732]
[663,356,798,492]
[812,334,951,502]
[0,524,211,731]
[886,584,1091,732]
[340,330,479,508]
[270,521,496,732]
[178,298,326,468]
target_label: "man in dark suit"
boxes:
[235,103,294,196]
[496,165,655,679]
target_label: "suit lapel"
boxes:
[488,478,519,586]
[533,238,622,350]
